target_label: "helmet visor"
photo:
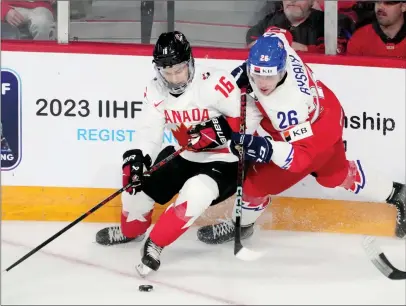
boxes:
[155,60,195,95]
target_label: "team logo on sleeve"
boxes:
[1,69,22,170]
[202,72,211,80]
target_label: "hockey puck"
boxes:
[139,284,153,292]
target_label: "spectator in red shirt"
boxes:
[2,0,56,40]
[246,0,354,54]
[347,1,406,58]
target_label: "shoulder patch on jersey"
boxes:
[201,72,211,80]
[281,121,313,143]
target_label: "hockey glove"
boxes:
[230,133,273,163]
[122,149,152,195]
[187,116,232,151]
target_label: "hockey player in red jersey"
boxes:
[197,28,406,244]
[95,31,260,276]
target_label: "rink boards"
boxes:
[1,42,405,237]
[1,186,397,236]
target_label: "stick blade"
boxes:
[362,236,406,280]
[362,236,382,259]
[362,236,392,277]
[235,246,265,261]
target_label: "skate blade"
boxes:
[134,233,146,242]
[136,263,153,278]
[235,247,265,261]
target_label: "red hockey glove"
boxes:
[187,116,232,151]
[122,149,152,195]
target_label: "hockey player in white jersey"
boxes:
[95,31,260,276]
[197,28,406,245]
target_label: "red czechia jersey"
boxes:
[134,68,261,163]
[249,29,345,172]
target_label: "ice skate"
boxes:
[136,237,164,277]
[387,182,406,238]
[95,226,145,246]
[197,219,254,244]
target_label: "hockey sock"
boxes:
[150,174,219,247]
[232,194,271,226]
[121,191,155,238]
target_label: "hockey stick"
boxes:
[5,145,190,272]
[362,236,406,280]
[233,88,264,261]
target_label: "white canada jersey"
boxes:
[133,68,260,163]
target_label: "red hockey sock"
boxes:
[121,210,152,238]
[149,201,192,247]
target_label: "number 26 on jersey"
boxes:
[277,110,298,129]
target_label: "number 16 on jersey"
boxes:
[215,76,235,98]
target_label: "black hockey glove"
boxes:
[187,116,232,151]
[230,133,274,163]
[122,149,152,195]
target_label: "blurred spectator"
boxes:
[352,1,376,29]
[347,1,406,58]
[313,0,358,23]
[70,1,92,20]
[249,1,283,26]
[1,0,56,40]
[246,0,354,54]
[1,22,21,39]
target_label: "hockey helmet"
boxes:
[153,31,195,95]
[246,35,288,95]
[247,35,287,77]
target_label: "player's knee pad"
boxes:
[148,175,219,246]
[121,191,155,237]
[233,194,271,226]
[174,174,219,223]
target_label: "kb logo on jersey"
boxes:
[1,69,22,170]
[282,121,313,143]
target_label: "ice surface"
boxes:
[1,221,405,305]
